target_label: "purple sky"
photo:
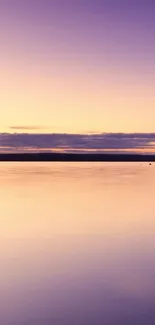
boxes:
[0,0,155,151]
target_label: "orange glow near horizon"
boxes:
[0,147,155,154]
[1,51,155,135]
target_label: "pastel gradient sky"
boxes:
[0,0,155,151]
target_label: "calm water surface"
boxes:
[0,162,155,325]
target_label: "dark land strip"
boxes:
[0,153,154,162]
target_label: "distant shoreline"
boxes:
[0,153,154,162]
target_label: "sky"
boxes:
[0,0,155,152]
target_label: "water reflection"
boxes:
[0,162,155,325]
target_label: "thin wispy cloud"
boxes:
[0,133,155,153]
[9,126,50,131]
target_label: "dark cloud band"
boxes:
[0,133,155,152]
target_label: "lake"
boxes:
[0,162,155,325]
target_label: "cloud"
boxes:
[0,133,155,153]
[9,126,49,131]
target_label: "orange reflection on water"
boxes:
[0,162,155,325]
